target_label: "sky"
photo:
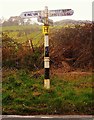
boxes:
[0,0,93,21]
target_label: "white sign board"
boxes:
[20,11,41,18]
[49,9,74,17]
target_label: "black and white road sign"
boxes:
[20,8,74,19]
[19,6,74,89]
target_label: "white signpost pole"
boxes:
[43,6,50,89]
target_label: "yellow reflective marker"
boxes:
[43,26,49,34]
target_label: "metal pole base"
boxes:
[44,79,50,89]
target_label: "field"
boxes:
[1,25,43,45]
[2,23,94,115]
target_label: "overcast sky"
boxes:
[0,0,93,21]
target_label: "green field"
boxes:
[2,25,43,45]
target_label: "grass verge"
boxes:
[2,69,94,115]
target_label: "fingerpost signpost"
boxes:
[20,6,74,89]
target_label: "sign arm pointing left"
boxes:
[20,10,42,18]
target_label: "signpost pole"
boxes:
[20,7,74,89]
[43,6,50,89]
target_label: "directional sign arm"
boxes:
[49,9,74,17]
[20,10,42,18]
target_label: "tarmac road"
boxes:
[1,115,93,120]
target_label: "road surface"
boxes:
[1,115,93,120]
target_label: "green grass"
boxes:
[2,69,93,115]
[2,25,43,45]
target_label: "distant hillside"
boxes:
[54,19,92,26]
